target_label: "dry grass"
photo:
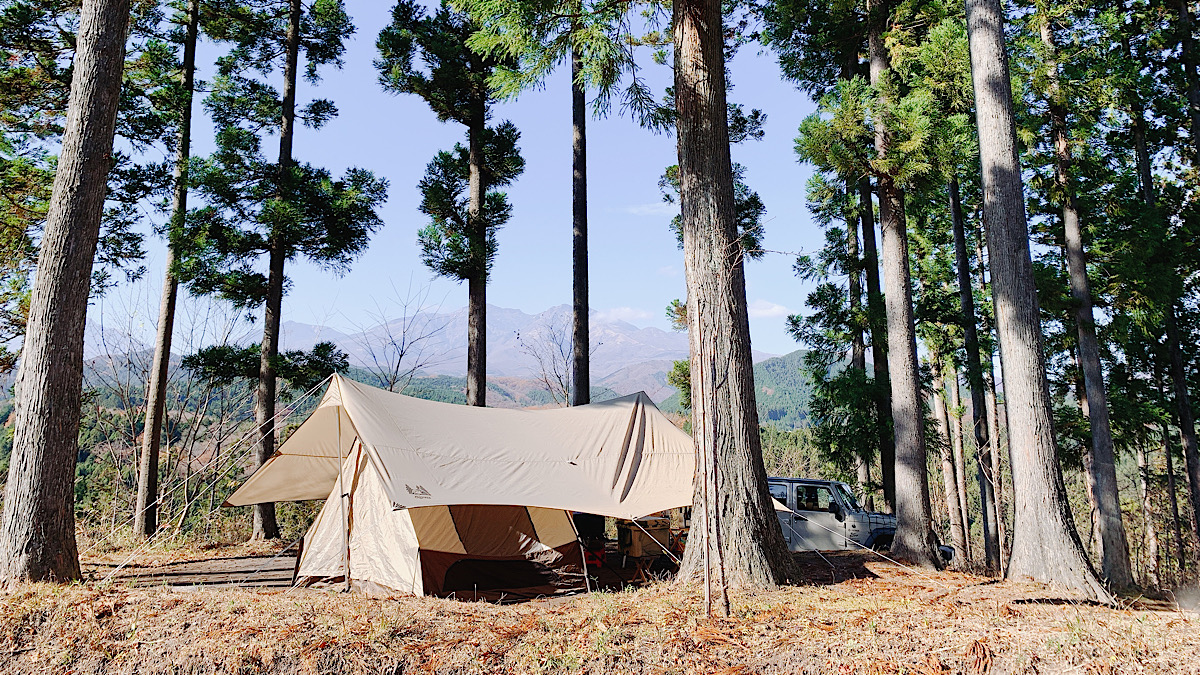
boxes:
[0,552,1195,674]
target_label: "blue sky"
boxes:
[137,2,828,357]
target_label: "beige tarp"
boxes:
[227,374,696,520]
[296,443,579,595]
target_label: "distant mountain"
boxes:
[277,304,775,398]
[658,349,812,430]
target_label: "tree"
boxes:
[671,0,797,613]
[414,123,525,376]
[863,0,941,568]
[964,0,1110,601]
[135,0,201,539]
[1031,4,1131,587]
[378,0,515,407]
[0,0,131,581]
[180,0,386,539]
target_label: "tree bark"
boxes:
[252,0,301,540]
[672,0,797,602]
[1137,441,1161,588]
[466,97,487,407]
[933,361,968,565]
[1041,20,1133,588]
[1164,305,1200,552]
[1165,417,1189,580]
[951,178,1000,573]
[975,224,1010,565]
[868,0,940,568]
[135,0,199,539]
[859,178,895,510]
[0,0,131,581]
[1177,0,1200,158]
[964,0,1110,600]
[570,48,589,407]
[947,368,972,561]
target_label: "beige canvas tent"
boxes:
[226,374,696,596]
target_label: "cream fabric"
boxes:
[227,374,695,519]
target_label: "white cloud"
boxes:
[747,299,790,319]
[595,306,654,323]
[656,265,679,277]
[621,202,678,217]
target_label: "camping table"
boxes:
[628,556,655,585]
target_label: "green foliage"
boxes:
[178,0,387,309]
[666,359,690,411]
[182,341,350,394]
[454,0,670,125]
[416,122,525,282]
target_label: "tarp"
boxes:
[295,442,581,596]
[227,374,696,520]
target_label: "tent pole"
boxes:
[337,377,349,593]
[569,512,593,593]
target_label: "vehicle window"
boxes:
[768,483,788,505]
[833,483,862,511]
[795,484,835,512]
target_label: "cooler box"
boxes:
[617,516,671,557]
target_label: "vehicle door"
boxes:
[768,481,802,551]
[790,483,846,550]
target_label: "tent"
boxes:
[225,374,696,596]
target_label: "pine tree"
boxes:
[179,0,386,540]
[415,123,525,309]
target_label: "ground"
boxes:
[0,550,1195,674]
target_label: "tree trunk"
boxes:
[951,178,999,572]
[1166,420,1189,581]
[672,0,797,604]
[934,361,968,565]
[965,0,1110,600]
[1137,441,1161,588]
[1177,0,1200,158]
[1041,20,1133,588]
[858,178,895,510]
[135,0,199,539]
[975,224,1010,564]
[570,47,589,407]
[868,0,940,568]
[252,0,301,540]
[1164,305,1200,551]
[847,189,871,506]
[0,0,131,581]
[466,100,487,407]
[948,369,972,562]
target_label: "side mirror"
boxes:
[829,503,845,521]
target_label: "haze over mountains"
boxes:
[276,304,777,401]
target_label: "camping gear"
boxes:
[225,374,695,597]
[617,517,671,558]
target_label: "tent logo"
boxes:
[406,484,432,499]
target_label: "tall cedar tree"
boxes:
[377,0,510,407]
[415,123,525,319]
[672,0,798,612]
[0,0,131,581]
[865,0,941,568]
[1033,5,1132,587]
[762,0,898,510]
[135,0,201,539]
[964,0,1110,600]
[179,0,387,540]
